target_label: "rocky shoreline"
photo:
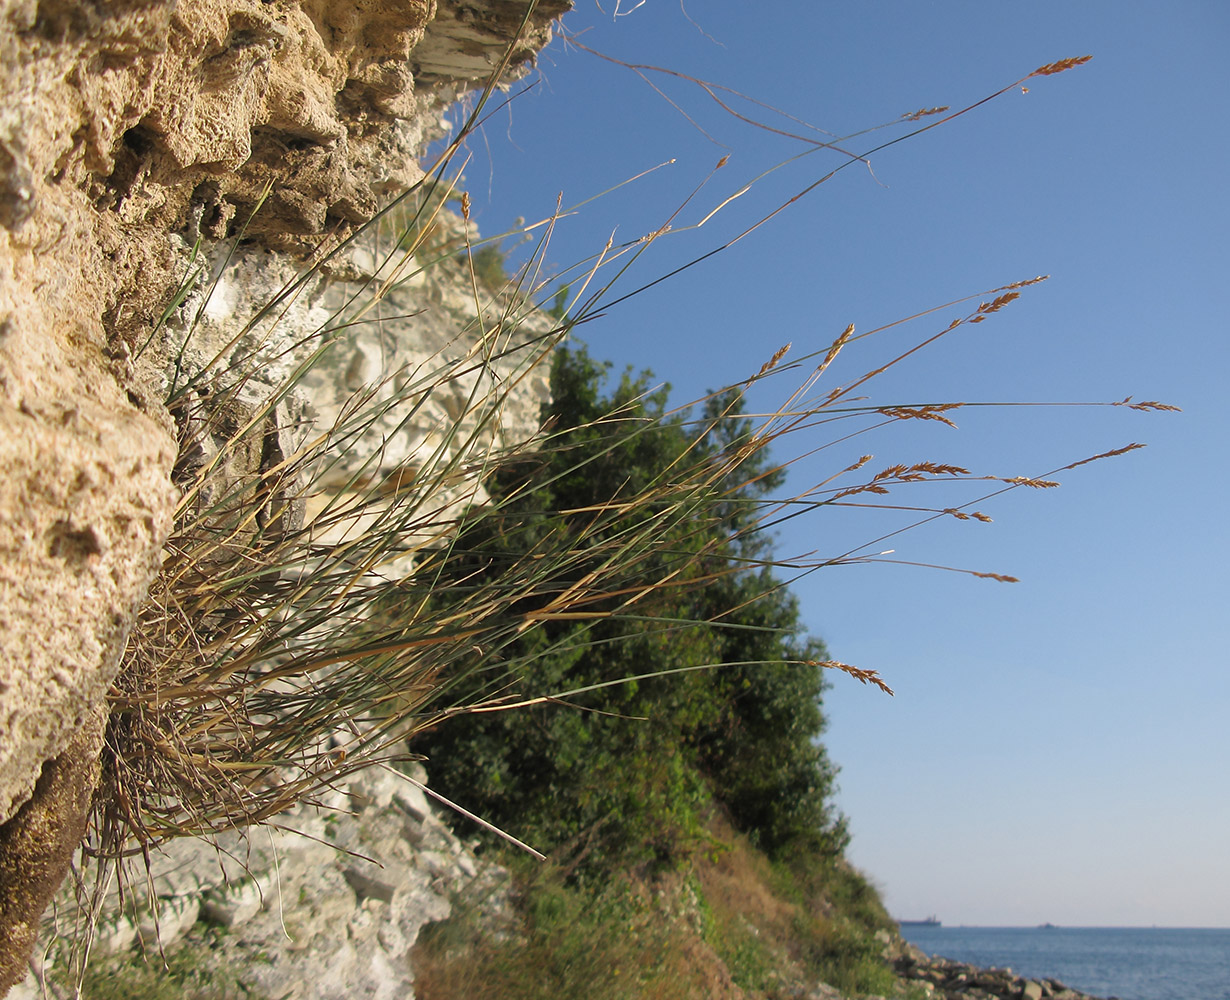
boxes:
[893,945,1109,1000]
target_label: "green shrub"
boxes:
[411,342,847,874]
[469,243,510,290]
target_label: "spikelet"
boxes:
[816,324,855,378]
[871,463,907,482]
[971,571,1019,583]
[980,292,1020,314]
[810,660,894,696]
[911,461,970,476]
[1030,55,1093,77]
[901,105,950,121]
[831,461,972,499]
[1003,275,1049,290]
[829,483,891,498]
[758,343,791,376]
[1060,443,1146,471]
[870,461,971,483]
[969,291,1020,323]
[942,509,991,523]
[1113,397,1182,412]
[878,403,964,428]
[1004,476,1061,488]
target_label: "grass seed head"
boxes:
[1030,55,1093,77]
[902,106,950,121]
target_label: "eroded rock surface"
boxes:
[0,0,568,992]
[11,759,515,1000]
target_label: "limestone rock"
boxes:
[0,0,570,991]
[1,0,567,825]
[11,758,514,1000]
[895,953,1107,1000]
[0,385,175,824]
[413,0,572,87]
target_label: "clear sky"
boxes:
[453,1,1229,927]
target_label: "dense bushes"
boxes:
[411,342,847,871]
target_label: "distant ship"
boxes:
[897,915,941,927]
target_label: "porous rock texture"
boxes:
[0,0,567,993]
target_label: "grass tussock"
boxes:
[63,19,1176,996]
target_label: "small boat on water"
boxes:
[897,915,941,927]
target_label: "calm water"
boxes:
[898,926,1230,1000]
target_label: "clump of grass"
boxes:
[96,191,564,850]
[417,820,906,1000]
[78,27,1169,966]
[414,865,705,1000]
[795,914,900,998]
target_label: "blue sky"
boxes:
[454,2,1228,926]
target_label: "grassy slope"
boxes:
[405,339,909,998]
[413,809,905,1000]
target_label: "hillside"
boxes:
[406,339,903,997]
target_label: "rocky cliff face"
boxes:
[10,759,516,1000]
[0,0,568,992]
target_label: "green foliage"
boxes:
[822,861,896,935]
[415,868,695,1000]
[469,242,509,290]
[70,929,263,1000]
[768,853,899,995]
[778,855,894,939]
[795,915,898,998]
[548,283,571,320]
[691,878,777,993]
[412,342,846,872]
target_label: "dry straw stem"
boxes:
[545,44,1093,311]
[88,27,1169,884]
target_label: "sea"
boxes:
[897,925,1230,1000]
